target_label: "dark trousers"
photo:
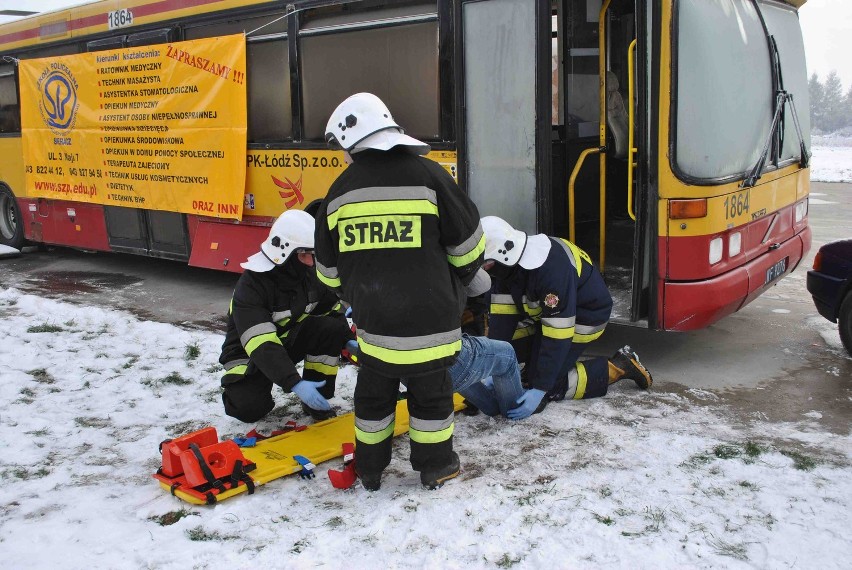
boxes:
[514,335,608,400]
[354,367,455,474]
[221,316,350,423]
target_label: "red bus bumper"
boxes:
[661,226,811,331]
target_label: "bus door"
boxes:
[87,29,190,262]
[551,0,652,325]
[458,0,553,236]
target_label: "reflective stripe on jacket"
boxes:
[315,149,483,376]
[488,237,612,391]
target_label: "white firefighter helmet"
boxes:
[324,92,430,155]
[241,210,315,272]
[481,215,528,267]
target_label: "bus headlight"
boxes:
[728,231,742,257]
[709,237,723,265]
[794,199,808,223]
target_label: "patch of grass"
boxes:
[144,372,193,388]
[682,453,714,469]
[27,368,55,384]
[743,441,764,458]
[592,513,615,526]
[599,486,613,498]
[185,526,229,542]
[27,323,63,333]
[744,512,776,530]
[2,466,50,480]
[643,506,666,533]
[74,416,111,429]
[95,352,108,359]
[205,363,224,374]
[515,484,557,507]
[324,516,345,529]
[150,508,198,526]
[122,356,139,369]
[738,480,760,491]
[26,428,50,437]
[20,387,36,398]
[166,420,206,435]
[708,537,749,561]
[714,444,742,460]
[290,539,309,554]
[64,319,76,327]
[781,450,817,471]
[160,371,192,385]
[184,343,201,361]
[495,553,523,568]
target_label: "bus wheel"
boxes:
[0,185,24,250]
[840,292,852,357]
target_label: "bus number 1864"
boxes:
[724,190,750,220]
[108,9,134,30]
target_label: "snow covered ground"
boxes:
[810,134,852,183]
[1,288,850,569]
[1,137,849,569]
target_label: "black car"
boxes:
[807,239,852,355]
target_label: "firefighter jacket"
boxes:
[488,237,612,392]
[219,259,346,391]
[315,149,485,377]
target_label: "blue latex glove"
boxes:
[345,306,353,318]
[506,388,546,420]
[291,380,331,411]
[345,339,360,357]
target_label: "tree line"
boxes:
[808,71,852,133]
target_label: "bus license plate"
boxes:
[765,257,787,284]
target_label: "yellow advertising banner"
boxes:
[19,34,247,220]
[243,149,458,218]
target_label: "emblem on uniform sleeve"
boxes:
[544,293,559,308]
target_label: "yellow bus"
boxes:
[0,0,811,331]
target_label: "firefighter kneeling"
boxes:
[481,216,652,419]
[218,210,355,423]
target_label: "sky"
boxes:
[0,0,849,89]
[1,268,851,568]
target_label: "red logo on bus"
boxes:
[271,174,304,209]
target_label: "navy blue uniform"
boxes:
[489,238,612,400]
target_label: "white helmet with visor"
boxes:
[324,92,429,155]
[241,210,315,272]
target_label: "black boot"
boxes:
[460,399,480,416]
[356,468,382,491]
[420,452,460,490]
[301,403,338,421]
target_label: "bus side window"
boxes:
[246,40,291,142]
[300,3,440,142]
[185,15,291,142]
[0,64,19,133]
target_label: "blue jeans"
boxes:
[449,335,524,417]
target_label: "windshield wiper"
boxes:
[742,89,809,188]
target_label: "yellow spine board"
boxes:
[157,394,466,504]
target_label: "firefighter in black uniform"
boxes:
[315,93,484,490]
[219,210,355,423]
[481,216,653,419]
